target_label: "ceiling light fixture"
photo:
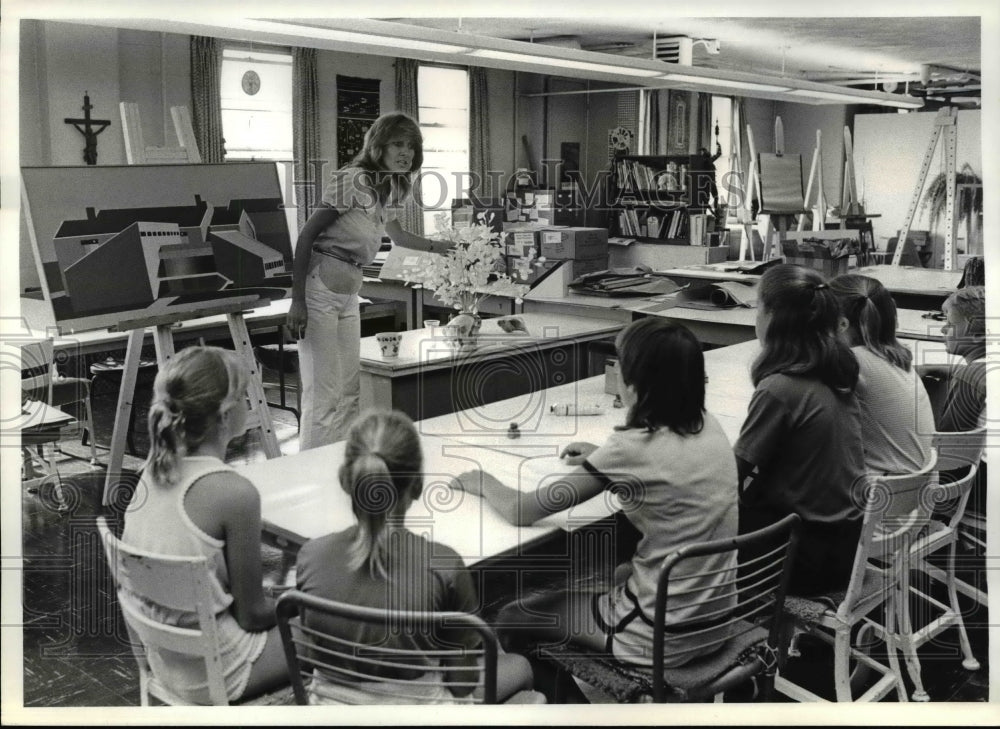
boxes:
[660,72,790,93]
[469,49,664,77]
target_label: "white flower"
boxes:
[400,213,544,313]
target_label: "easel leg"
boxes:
[228,312,281,459]
[102,328,144,506]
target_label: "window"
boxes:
[417,66,470,233]
[220,47,293,161]
[711,96,734,215]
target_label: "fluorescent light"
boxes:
[661,73,790,93]
[787,87,923,109]
[240,19,472,54]
[469,49,664,78]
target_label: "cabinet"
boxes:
[608,154,714,243]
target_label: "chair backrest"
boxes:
[95,516,229,705]
[275,591,499,705]
[651,513,800,702]
[840,450,939,611]
[20,338,54,404]
[930,427,986,526]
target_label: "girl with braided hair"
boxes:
[122,346,288,704]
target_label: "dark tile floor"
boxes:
[16,368,992,710]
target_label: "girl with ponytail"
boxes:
[294,409,535,704]
[829,273,934,474]
[123,346,288,704]
[735,264,866,596]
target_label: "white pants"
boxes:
[298,270,361,450]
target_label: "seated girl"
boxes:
[735,264,866,596]
[829,273,935,474]
[122,346,289,704]
[454,318,738,672]
[294,409,536,704]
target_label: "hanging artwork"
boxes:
[337,75,381,167]
[666,90,691,156]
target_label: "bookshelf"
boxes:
[609,154,712,243]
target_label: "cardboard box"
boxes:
[506,255,607,286]
[539,227,609,260]
[609,241,728,269]
[785,255,849,278]
[503,230,539,258]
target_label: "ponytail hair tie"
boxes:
[815,283,828,291]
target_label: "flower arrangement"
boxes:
[402,213,545,313]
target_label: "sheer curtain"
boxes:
[695,92,713,152]
[469,66,492,199]
[189,36,225,163]
[293,47,320,233]
[394,58,424,235]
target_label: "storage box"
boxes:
[784,255,849,278]
[539,227,609,260]
[609,241,729,269]
[503,230,540,257]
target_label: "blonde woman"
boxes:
[287,113,450,449]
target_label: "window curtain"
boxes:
[190,36,225,163]
[469,66,492,199]
[695,92,713,153]
[394,58,424,235]
[638,89,662,155]
[293,47,320,233]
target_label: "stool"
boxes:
[254,337,300,426]
[89,356,158,456]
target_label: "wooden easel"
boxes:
[737,124,763,261]
[796,129,827,232]
[893,107,960,269]
[120,102,202,164]
[102,304,281,505]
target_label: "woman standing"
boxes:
[287,112,448,449]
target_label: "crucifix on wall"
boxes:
[64,92,111,165]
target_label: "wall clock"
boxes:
[241,70,261,96]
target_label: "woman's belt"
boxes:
[312,245,362,269]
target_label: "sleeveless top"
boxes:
[121,456,268,704]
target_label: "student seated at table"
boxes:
[294,409,535,704]
[122,346,289,705]
[917,285,988,516]
[454,318,738,673]
[735,264,866,597]
[829,273,934,474]
[918,286,987,433]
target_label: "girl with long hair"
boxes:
[122,346,288,704]
[829,273,934,474]
[286,112,451,449]
[735,264,866,595]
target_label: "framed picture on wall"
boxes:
[666,90,690,156]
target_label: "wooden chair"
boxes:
[95,517,292,706]
[119,102,201,164]
[775,453,938,702]
[275,590,546,705]
[531,513,800,703]
[20,338,96,510]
